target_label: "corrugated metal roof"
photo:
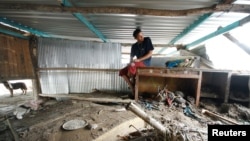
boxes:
[0,11,99,39]
[0,0,249,50]
[177,12,250,45]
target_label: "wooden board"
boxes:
[0,34,35,80]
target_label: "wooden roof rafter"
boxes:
[0,3,249,16]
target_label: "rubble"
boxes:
[0,92,250,141]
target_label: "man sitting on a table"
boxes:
[119,28,154,98]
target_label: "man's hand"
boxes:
[127,62,135,66]
[133,59,141,62]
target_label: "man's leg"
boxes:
[120,63,147,98]
[122,75,135,96]
[119,66,135,98]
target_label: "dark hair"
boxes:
[133,28,141,38]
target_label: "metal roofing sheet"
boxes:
[0,0,249,48]
[0,10,98,39]
[177,12,250,44]
[85,14,200,44]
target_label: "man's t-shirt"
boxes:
[130,37,154,66]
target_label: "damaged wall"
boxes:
[37,38,128,94]
[0,34,35,80]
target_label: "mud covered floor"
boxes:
[0,92,250,141]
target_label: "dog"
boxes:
[2,81,27,97]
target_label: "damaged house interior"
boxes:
[1,0,250,141]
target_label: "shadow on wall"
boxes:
[0,79,33,96]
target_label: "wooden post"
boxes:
[135,72,139,101]
[248,76,250,108]
[126,102,169,141]
[224,71,232,103]
[195,70,202,106]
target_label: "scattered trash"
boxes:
[0,123,7,132]
[186,96,195,105]
[183,103,197,119]
[13,107,30,120]
[155,85,186,107]
[155,85,168,102]
[23,99,43,110]
[138,100,159,110]
[113,108,126,112]
[86,123,98,130]
[62,119,88,130]
[165,57,199,69]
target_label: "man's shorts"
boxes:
[119,62,145,77]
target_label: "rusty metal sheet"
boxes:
[0,34,34,80]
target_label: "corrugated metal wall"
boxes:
[38,38,128,94]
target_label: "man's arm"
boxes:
[130,56,134,63]
[134,50,153,62]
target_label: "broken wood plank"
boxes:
[39,94,133,104]
[38,67,119,72]
[223,32,250,55]
[126,102,169,141]
[201,109,240,125]
[5,118,19,141]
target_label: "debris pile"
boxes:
[1,92,250,141]
[121,85,250,141]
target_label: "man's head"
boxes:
[133,28,144,43]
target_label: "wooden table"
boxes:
[135,67,202,106]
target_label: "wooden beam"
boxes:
[126,102,168,140]
[39,94,133,104]
[0,4,249,16]
[202,109,240,125]
[122,52,164,56]
[38,67,119,72]
[223,32,250,55]
[216,4,250,13]
[121,43,179,47]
